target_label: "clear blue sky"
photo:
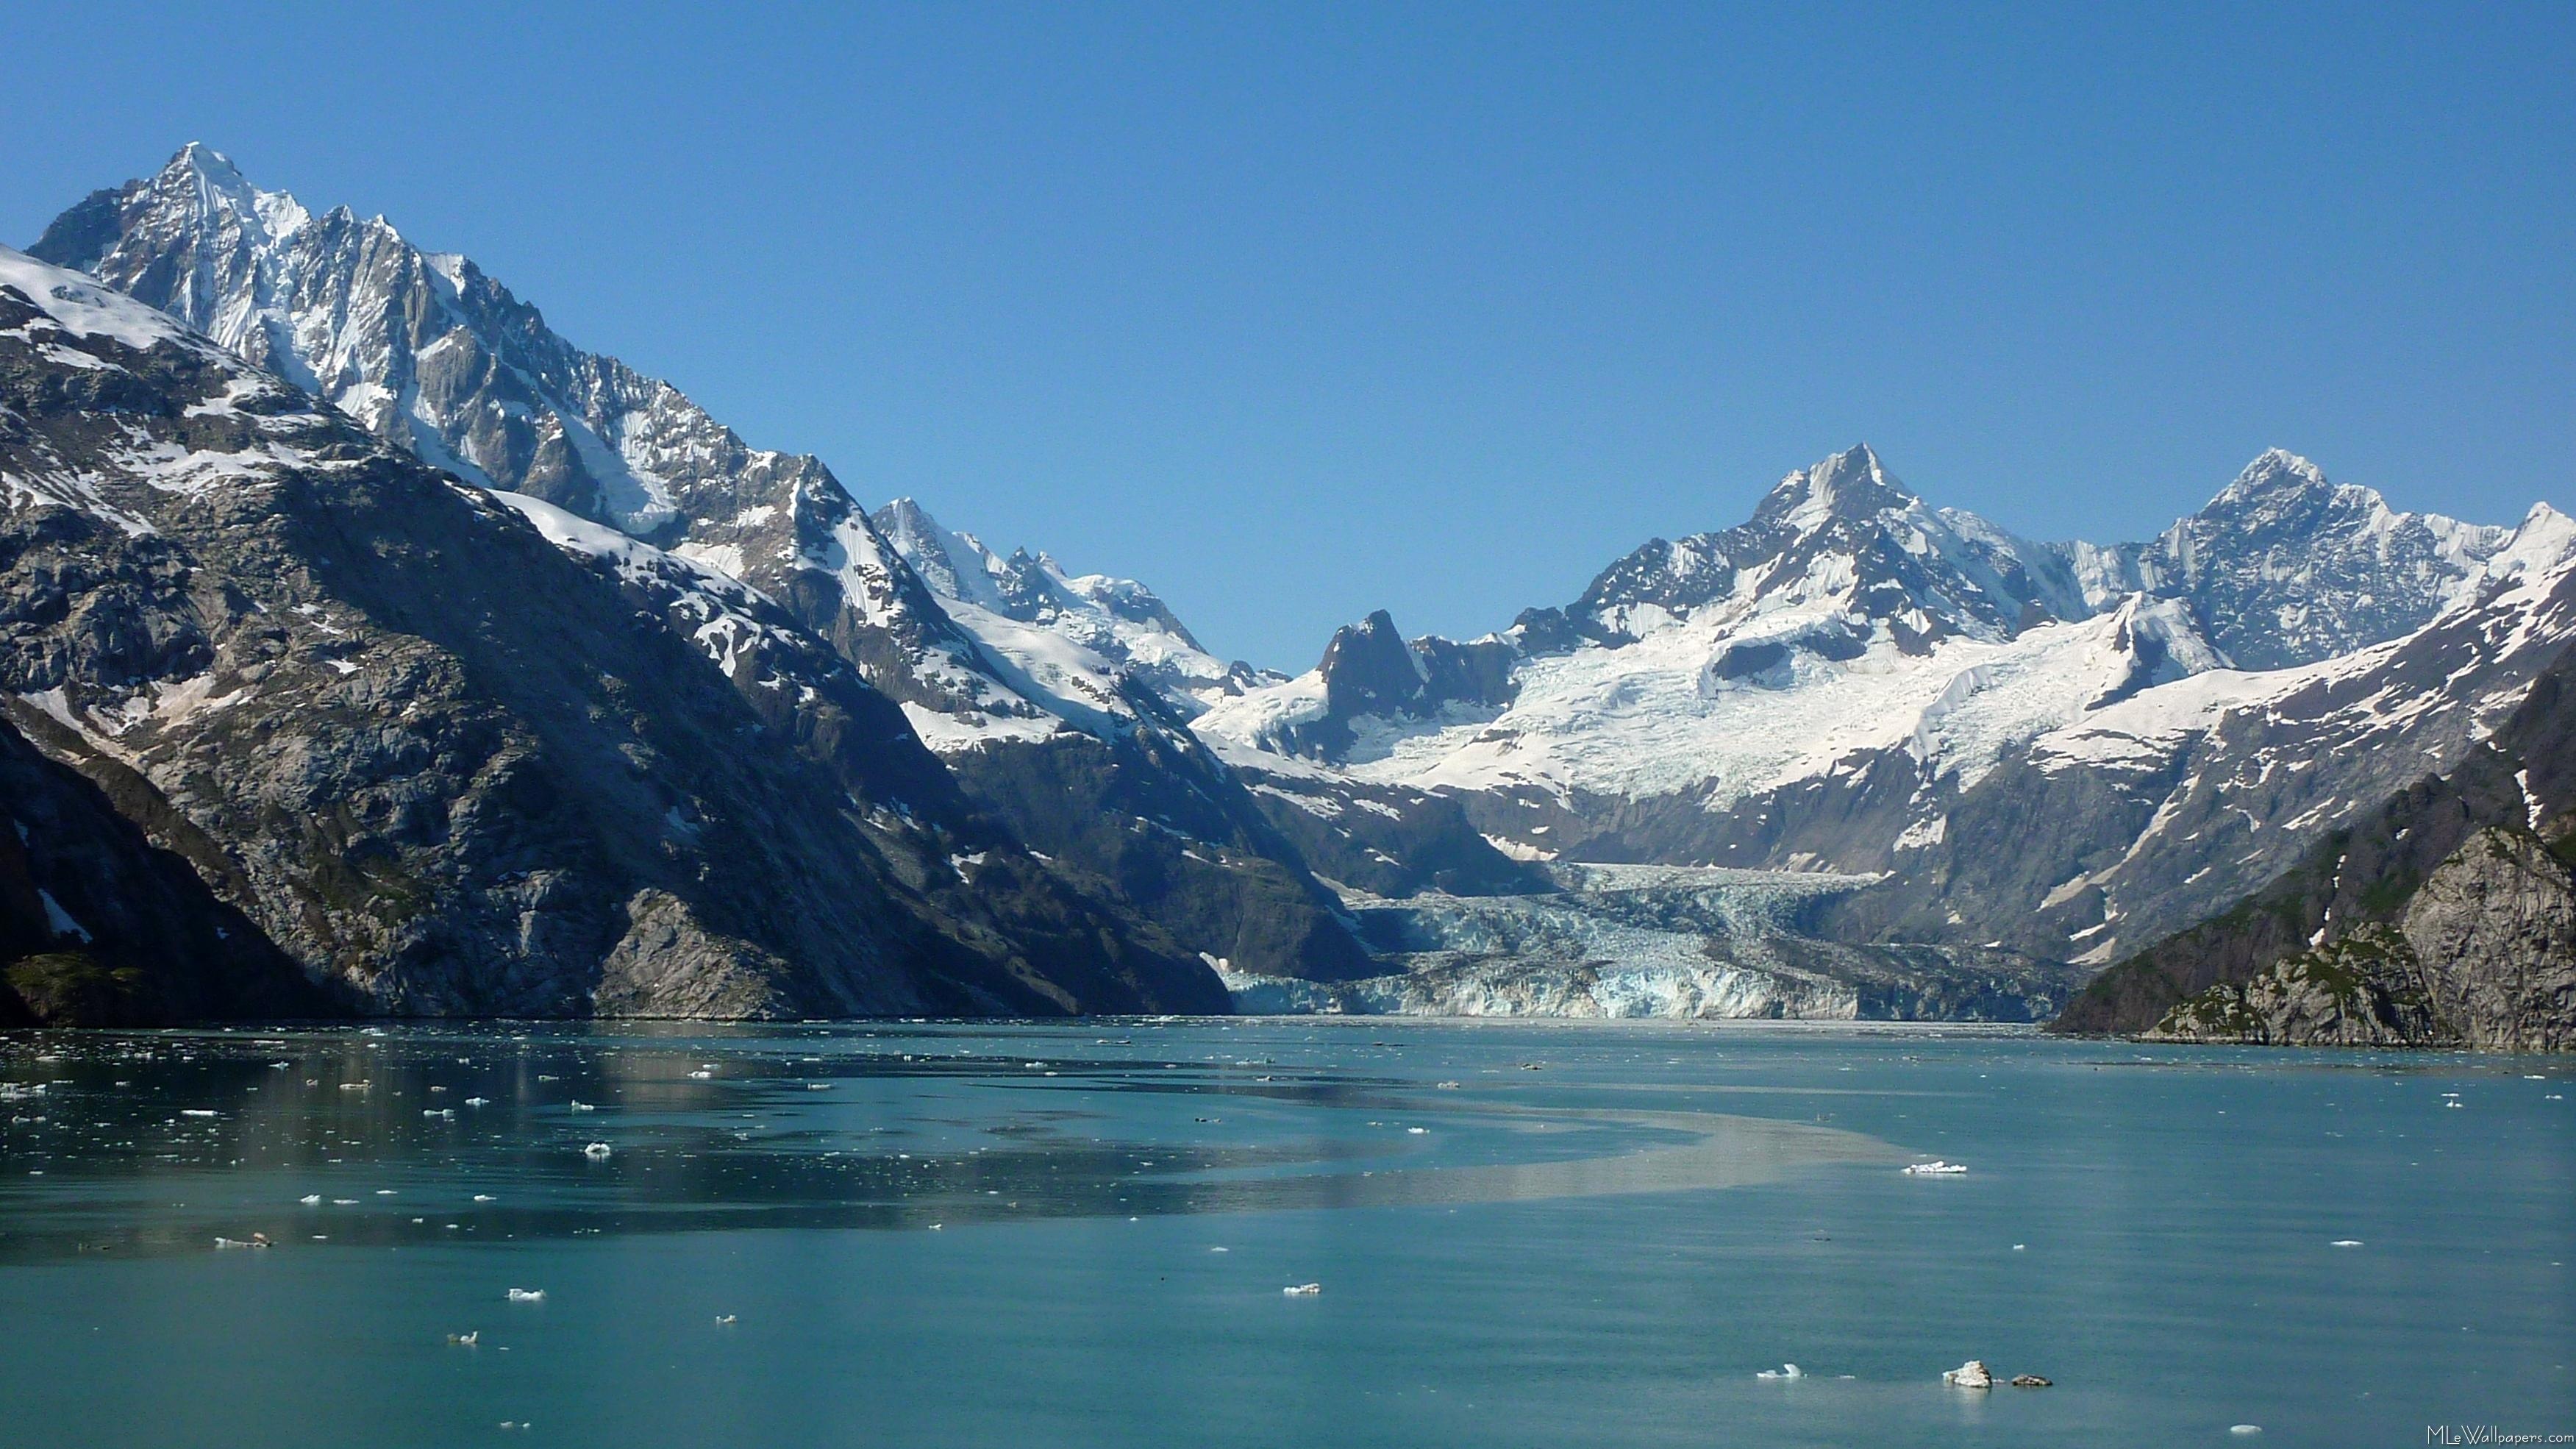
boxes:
[7,2,2569,669]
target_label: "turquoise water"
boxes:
[1,1019,2568,1448]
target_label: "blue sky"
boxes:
[7,2,2569,669]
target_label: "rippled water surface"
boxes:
[1,1019,2569,1447]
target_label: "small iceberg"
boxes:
[569,1101,595,1112]
[714,1314,737,1325]
[1903,1161,1968,1175]
[2330,1239,2363,1247]
[506,1288,545,1303]
[299,1194,322,1206]
[1755,1364,1804,1380]
[1941,1359,1994,1389]
[213,1233,271,1250]
[446,1331,479,1347]
[582,1142,613,1159]
[2010,1374,2052,1388]
[1282,1283,1321,1296]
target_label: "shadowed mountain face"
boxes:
[0,244,1225,1021]
[35,146,1370,984]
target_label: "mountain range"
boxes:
[6,145,2569,1047]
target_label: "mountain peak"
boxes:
[171,140,242,185]
[149,142,307,243]
[2211,448,2333,508]
[1752,443,1915,530]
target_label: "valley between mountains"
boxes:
[4,146,2569,1049]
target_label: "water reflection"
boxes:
[0,1022,1897,1261]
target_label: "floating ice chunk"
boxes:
[1903,1160,1967,1175]
[506,1288,544,1303]
[2229,1428,2261,1437]
[299,1194,321,1206]
[1941,1359,1994,1389]
[1282,1283,1321,1296]
[181,1109,218,1118]
[582,1142,613,1159]
[2330,1239,2363,1247]
[474,1194,497,1203]
[1755,1364,1804,1380]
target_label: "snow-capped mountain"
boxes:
[0,243,1221,1020]
[1532,443,2090,653]
[24,144,2569,1025]
[32,145,1375,980]
[2054,448,2513,669]
[1195,444,2575,969]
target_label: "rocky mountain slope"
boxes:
[2053,650,2576,1050]
[0,244,1223,1022]
[34,146,1372,981]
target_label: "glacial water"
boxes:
[0,1019,2568,1448]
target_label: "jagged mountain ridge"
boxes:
[35,145,1374,982]
[0,245,1223,1020]
[1191,444,2572,979]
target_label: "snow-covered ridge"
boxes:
[1,246,354,534]
[0,244,222,357]
[873,496,1265,720]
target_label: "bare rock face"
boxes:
[2399,830,2576,1052]
[2145,928,2439,1047]
[593,889,810,1021]
[2143,830,2576,1051]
